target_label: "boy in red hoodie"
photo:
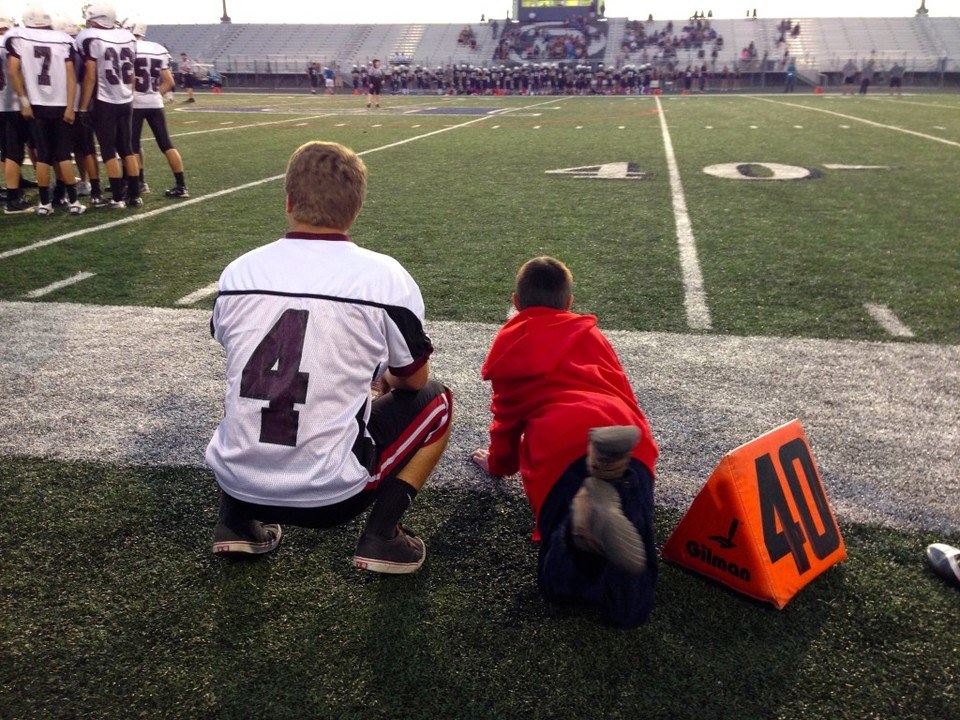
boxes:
[471,256,659,627]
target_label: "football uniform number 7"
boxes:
[240,309,310,446]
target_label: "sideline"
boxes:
[0,98,561,263]
[654,94,712,331]
[753,96,960,148]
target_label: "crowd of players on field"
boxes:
[1,3,187,217]
[346,62,689,96]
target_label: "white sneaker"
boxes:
[35,203,54,217]
[69,201,86,216]
[76,181,92,196]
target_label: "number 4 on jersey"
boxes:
[240,309,310,446]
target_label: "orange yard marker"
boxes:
[663,420,846,609]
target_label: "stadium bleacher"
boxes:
[145,16,960,87]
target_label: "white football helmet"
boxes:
[0,12,16,31]
[22,3,52,27]
[83,2,116,29]
[121,16,146,37]
[52,14,78,35]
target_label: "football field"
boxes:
[1,92,958,718]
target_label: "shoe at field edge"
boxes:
[212,521,282,555]
[68,201,86,216]
[126,197,143,208]
[76,181,91,196]
[164,185,189,198]
[5,198,34,214]
[353,525,425,574]
[35,203,54,217]
[138,182,150,194]
[926,543,960,589]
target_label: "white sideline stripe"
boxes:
[655,95,712,331]
[175,282,219,306]
[168,113,339,140]
[1,98,560,263]
[824,164,890,170]
[24,272,95,298]
[755,96,960,148]
[864,303,915,338]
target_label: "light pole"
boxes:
[221,0,231,23]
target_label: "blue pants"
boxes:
[536,457,658,628]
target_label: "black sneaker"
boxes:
[212,521,282,555]
[127,197,143,208]
[164,185,189,198]
[5,198,34,214]
[353,525,425,574]
[139,182,150,194]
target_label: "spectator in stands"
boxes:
[179,53,196,103]
[841,59,858,95]
[888,61,905,95]
[859,57,875,94]
[784,58,797,92]
[307,61,320,94]
[366,58,383,109]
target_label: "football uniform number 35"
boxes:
[240,309,310,447]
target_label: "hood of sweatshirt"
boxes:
[481,307,598,381]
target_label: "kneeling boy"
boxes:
[472,257,658,626]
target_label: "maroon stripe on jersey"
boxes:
[284,232,351,241]
[372,388,452,482]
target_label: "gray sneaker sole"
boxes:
[572,477,647,574]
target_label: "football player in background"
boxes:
[1,10,37,214]
[77,2,141,209]
[5,3,85,216]
[125,18,188,198]
[366,58,382,108]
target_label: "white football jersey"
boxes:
[205,234,434,508]
[4,27,76,107]
[76,26,136,104]
[132,38,170,109]
[0,30,20,112]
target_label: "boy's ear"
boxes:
[511,292,521,311]
[566,294,574,310]
[285,195,293,214]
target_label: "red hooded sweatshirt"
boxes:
[481,306,659,539]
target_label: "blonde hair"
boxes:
[285,141,367,230]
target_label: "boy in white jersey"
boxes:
[206,141,453,574]
[1,11,36,214]
[125,19,187,197]
[76,2,140,209]
[5,4,85,216]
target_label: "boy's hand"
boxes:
[471,447,491,473]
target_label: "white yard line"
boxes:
[864,303,915,338]
[24,272,95,298]
[754,96,960,149]
[654,95,712,331]
[175,282,219,306]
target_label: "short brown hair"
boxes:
[285,141,367,230]
[515,256,573,310]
